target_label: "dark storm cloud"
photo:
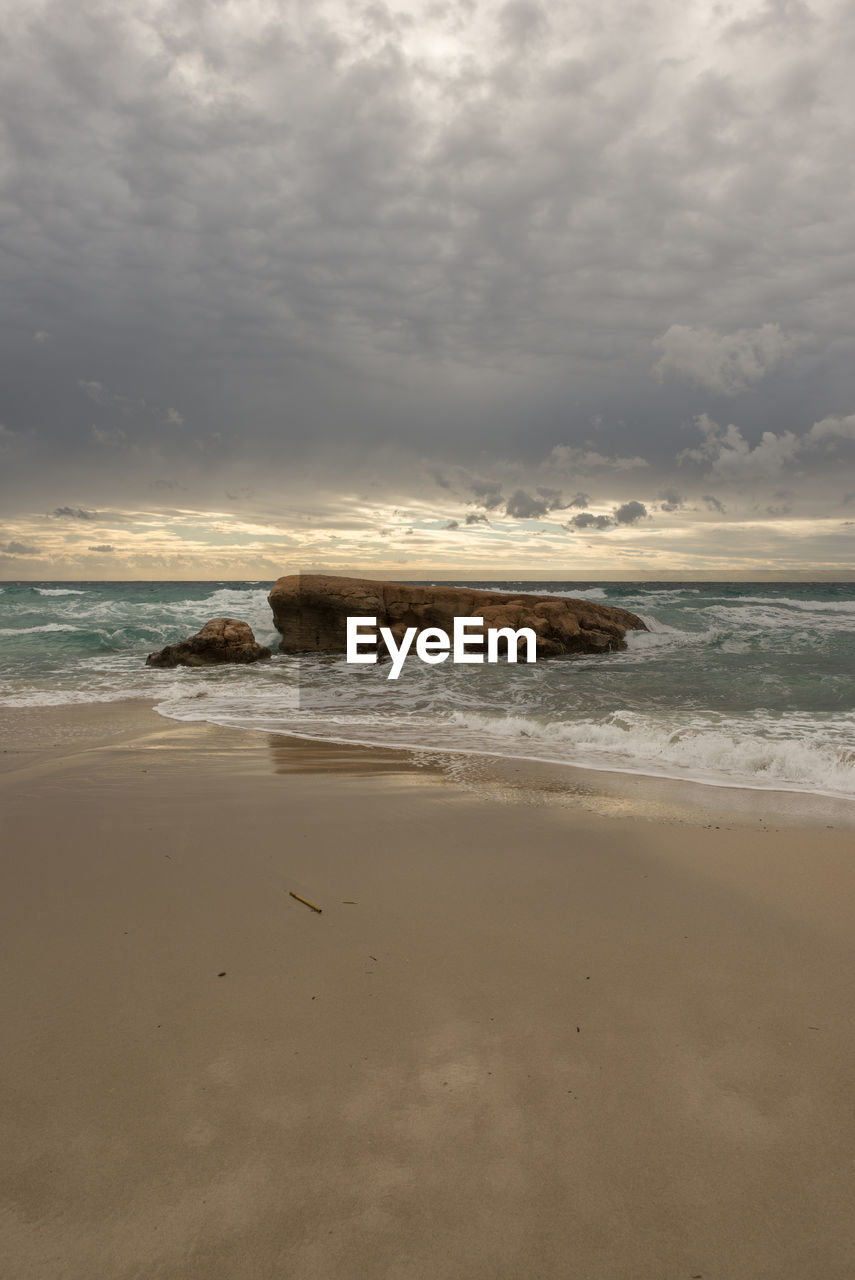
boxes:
[466,478,506,511]
[566,513,613,531]
[1,540,40,555]
[504,490,546,518]
[564,499,647,530]
[658,488,683,512]
[1,0,853,568]
[614,501,648,525]
[444,511,490,529]
[52,507,99,521]
[504,487,565,519]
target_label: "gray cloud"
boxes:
[466,478,506,511]
[87,544,115,553]
[653,324,793,394]
[1,540,40,555]
[566,512,613,531]
[52,507,99,521]
[0,0,853,572]
[499,1,548,47]
[79,380,184,430]
[504,487,565,519]
[680,411,855,485]
[614,501,648,525]
[807,414,855,447]
[658,488,683,512]
[566,498,648,530]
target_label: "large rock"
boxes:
[146,617,271,668]
[268,574,646,658]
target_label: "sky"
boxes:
[1,0,854,579]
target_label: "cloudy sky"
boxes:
[2,0,854,579]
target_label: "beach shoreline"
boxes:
[3,700,855,1277]
[5,697,855,829]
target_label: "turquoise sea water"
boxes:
[1,579,854,799]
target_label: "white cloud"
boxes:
[806,414,855,446]
[680,406,855,483]
[653,323,793,394]
[78,379,147,414]
[680,413,800,479]
[90,424,127,446]
[79,380,109,404]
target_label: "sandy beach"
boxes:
[2,702,855,1279]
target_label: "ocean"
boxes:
[2,579,854,800]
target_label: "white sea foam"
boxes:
[702,602,851,638]
[439,708,855,797]
[65,587,275,638]
[624,616,722,651]
[151,684,855,799]
[725,595,855,613]
[0,623,81,634]
[521,587,609,601]
[33,587,87,596]
[620,589,702,605]
[452,584,610,601]
[1,674,199,707]
[2,688,154,707]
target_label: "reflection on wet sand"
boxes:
[267,732,436,777]
[265,728,855,827]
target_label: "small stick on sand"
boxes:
[289,891,322,914]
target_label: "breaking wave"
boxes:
[33,587,87,596]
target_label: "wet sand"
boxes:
[2,702,855,1278]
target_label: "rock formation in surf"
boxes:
[268,574,646,658]
[145,617,271,668]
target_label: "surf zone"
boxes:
[346,616,537,680]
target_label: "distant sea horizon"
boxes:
[3,573,855,584]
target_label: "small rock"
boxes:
[146,617,271,668]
